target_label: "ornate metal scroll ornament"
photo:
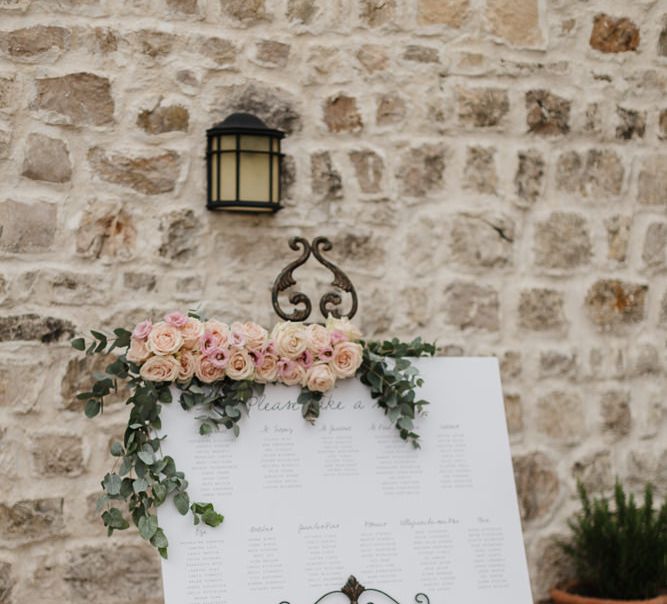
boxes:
[272,237,358,322]
[278,575,430,604]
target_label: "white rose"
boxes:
[325,316,363,341]
[195,356,226,384]
[244,321,268,351]
[272,322,308,360]
[306,324,330,353]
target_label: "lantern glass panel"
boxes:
[210,136,219,202]
[272,154,280,202]
[239,151,270,202]
[240,135,271,152]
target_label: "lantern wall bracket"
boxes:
[271,236,358,323]
[278,575,430,604]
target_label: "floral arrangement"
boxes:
[72,311,435,557]
[128,312,364,393]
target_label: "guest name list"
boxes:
[158,358,533,604]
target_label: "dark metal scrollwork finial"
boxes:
[272,237,358,322]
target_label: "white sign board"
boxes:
[158,357,533,604]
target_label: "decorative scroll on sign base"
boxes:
[271,236,358,322]
[278,575,430,604]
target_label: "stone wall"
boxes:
[0,0,666,602]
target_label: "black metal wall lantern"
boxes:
[206,112,285,213]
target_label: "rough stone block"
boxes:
[585,280,648,330]
[536,390,585,445]
[590,14,639,53]
[417,0,469,27]
[376,93,405,125]
[396,144,445,197]
[158,209,201,262]
[615,106,645,140]
[605,215,631,263]
[220,0,268,24]
[349,150,383,194]
[486,0,543,47]
[642,222,667,270]
[450,213,514,268]
[75,202,136,260]
[556,149,624,197]
[87,147,181,195]
[311,151,343,201]
[463,146,497,194]
[443,281,500,331]
[638,155,667,205]
[534,212,592,270]
[457,87,509,128]
[0,25,69,62]
[600,391,631,437]
[360,0,395,27]
[137,104,189,134]
[323,95,363,133]
[254,40,290,67]
[31,434,84,477]
[22,133,72,183]
[32,73,114,126]
[0,498,64,543]
[515,150,544,204]
[519,288,567,331]
[512,452,559,522]
[525,90,570,136]
[0,314,75,343]
[0,200,57,252]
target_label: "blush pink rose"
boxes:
[255,353,279,383]
[330,329,348,346]
[226,349,254,381]
[207,347,230,369]
[140,355,180,383]
[203,320,230,348]
[331,341,363,379]
[298,349,314,369]
[148,322,183,356]
[177,351,197,383]
[127,337,151,364]
[195,356,226,384]
[278,359,306,387]
[244,321,268,350]
[180,317,203,350]
[132,320,152,340]
[165,311,188,328]
[305,363,336,393]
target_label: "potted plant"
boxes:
[551,481,667,604]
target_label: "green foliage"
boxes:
[72,330,434,556]
[358,337,435,448]
[560,481,667,600]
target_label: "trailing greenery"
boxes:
[72,330,434,555]
[359,337,436,448]
[560,481,667,600]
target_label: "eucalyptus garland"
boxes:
[72,314,435,557]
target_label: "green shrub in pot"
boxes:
[554,481,667,602]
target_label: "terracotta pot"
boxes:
[551,587,667,604]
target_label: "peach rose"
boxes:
[132,320,152,340]
[230,322,247,348]
[195,356,226,384]
[306,324,330,353]
[127,337,151,364]
[177,351,197,383]
[330,341,363,379]
[147,322,183,356]
[326,316,363,341]
[244,321,268,350]
[278,359,306,387]
[226,349,255,381]
[255,353,280,383]
[305,363,336,393]
[140,355,180,383]
[272,322,308,360]
[180,317,203,349]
